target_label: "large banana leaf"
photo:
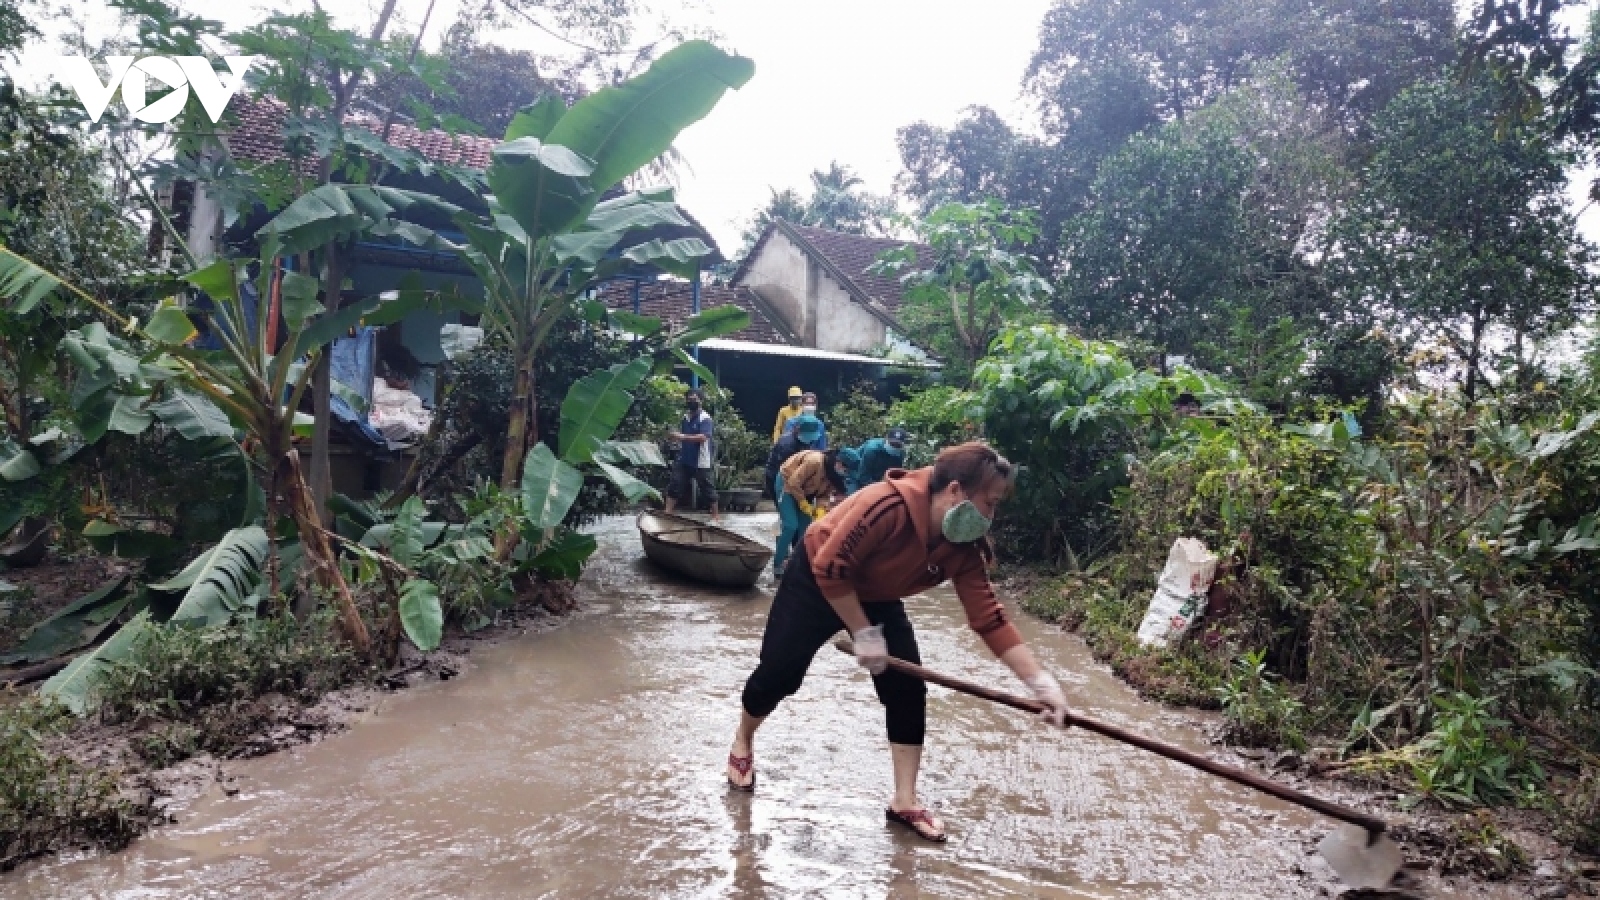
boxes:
[257,184,463,260]
[389,497,427,568]
[40,610,153,715]
[595,440,667,467]
[0,576,130,665]
[607,311,664,340]
[520,442,584,528]
[148,387,234,439]
[617,238,712,278]
[672,304,752,347]
[147,526,269,627]
[525,527,598,580]
[583,186,679,229]
[0,442,40,481]
[504,95,568,141]
[672,347,718,388]
[551,199,694,266]
[594,460,659,503]
[329,492,386,541]
[359,521,456,549]
[82,520,182,561]
[293,282,481,357]
[0,246,66,314]
[545,41,755,195]
[558,357,652,463]
[485,136,596,243]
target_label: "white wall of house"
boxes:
[814,286,886,355]
[739,230,887,355]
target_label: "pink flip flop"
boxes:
[727,753,756,792]
[886,806,947,842]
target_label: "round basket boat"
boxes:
[637,510,772,588]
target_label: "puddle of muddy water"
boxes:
[1,514,1489,899]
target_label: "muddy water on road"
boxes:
[13,514,1346,899]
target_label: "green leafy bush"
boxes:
[0,700,141,868]
[1409,693,1543,808]
[970,324,1248,566]
[708,394,766,490]
[1217,648,1307,750]
[824,381,889,450]
[93,611,360,727]
[886,384,979,469]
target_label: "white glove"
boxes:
[1023,671,1070,727]
[852,624,888,675]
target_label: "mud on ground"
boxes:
[11,596,574,872]
[0,555,133,652]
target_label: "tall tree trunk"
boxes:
[309,244,346,521]
[276,446,370,653]
[499,344,537,491]
[1465,315,1484,402]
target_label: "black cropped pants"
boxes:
[740,542,927,745]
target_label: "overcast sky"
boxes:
[664,0,1056,251]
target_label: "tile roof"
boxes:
[226,97,498,169]
[222,97,725,264]
[594,280,791,345]
[781,224,931,316]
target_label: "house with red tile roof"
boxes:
[163,97,927,458]
[732,220,935,363]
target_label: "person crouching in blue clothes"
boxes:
[836,446,863,495]
[765,413,822,502]
[854,427,909,490]
[665,390,719,521]
[771,416,830,577]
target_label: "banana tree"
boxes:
[0,183,468,655]
[446,40,754,493]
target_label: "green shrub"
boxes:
[1216,648,1307,750]
[825,381,889,450]
[1409,693,1543,809]
[0,701,141,869]
[1019,576,1078,624]
[93,611,360,727]
[886,384,979,469]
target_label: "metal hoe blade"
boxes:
[1318,824,1404,890]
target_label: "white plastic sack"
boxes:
[1135,537,1219,648]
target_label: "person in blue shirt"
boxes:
[665,390,719,520]
[765,413,822,500]
[854,427,909,490]
[780,392,827,450]
[836,446,863,494]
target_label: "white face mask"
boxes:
[801,404,817,415]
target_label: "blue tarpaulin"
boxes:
[330,327,386,449]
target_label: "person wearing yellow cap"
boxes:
[772,386,805,443]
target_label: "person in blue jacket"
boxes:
[836,446,863,494]
[779,392,827,450]
[853,427,908,490]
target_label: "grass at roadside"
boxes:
[0,610,365,869]
[94,610,363,767]
[1019,573,1227,710]
[0,700,144,871]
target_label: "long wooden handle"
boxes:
[832,639,1387,834]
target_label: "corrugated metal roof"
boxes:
[699,338,938,368]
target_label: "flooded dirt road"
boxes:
[11,514,1394,898]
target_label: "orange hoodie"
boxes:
[803,467,1023,656]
